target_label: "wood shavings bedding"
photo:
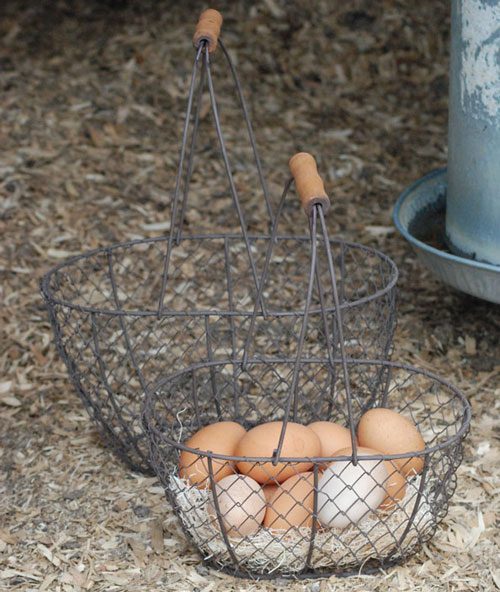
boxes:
[1,0,498,590]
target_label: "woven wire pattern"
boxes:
[41,234,397,474]
[38,21,471,578]
[144,359,470,578]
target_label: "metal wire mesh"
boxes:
[40,13,470,579]
[140,167,470,578]
[41,232,397,473]
[41,27,398,474]
[144,359,470,578]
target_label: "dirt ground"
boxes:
[0,0,499,590]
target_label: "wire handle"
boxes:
[193,9,223,53]
[157,9,272,315]
[289,152,330,215]
[242,153,358,465]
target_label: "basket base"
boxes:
[200,552,411,580]
[168,471,434,580]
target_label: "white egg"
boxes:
[317,456,388,529]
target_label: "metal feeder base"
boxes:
[393,168,500,304]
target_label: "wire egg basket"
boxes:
[40,10,398,475]
[143,153,471,579]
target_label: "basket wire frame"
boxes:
[242,178,360,462]
[38,9,471,579]
[41,34,399,475]
[143,175,471,579]
[145,360,470,579]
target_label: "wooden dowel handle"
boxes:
[289,152,330,215]
[193,9,223,53]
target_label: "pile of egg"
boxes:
[178,409,425,537]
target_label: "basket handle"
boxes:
[242,153,332,370]
[289,153,330,215]
[159,7,270,315]
[242,152,358,464]
[193,9,223,53]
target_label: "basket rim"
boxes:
[39,232,398,317]
[143,357,471,462]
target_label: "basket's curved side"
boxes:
[41,277,153,473]
[143,359,470,578]
[40,234,398,474]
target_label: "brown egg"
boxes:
[262,483,279,504]
[308,421,354,458]
[235,422,321,483]
[380,461,407,511]
[179,421,246,488]
[357,408,425,476]
[209,474,266,537]
[331,445,381,456]
[264,471,315,531]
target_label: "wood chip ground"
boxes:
[1,1,499,590]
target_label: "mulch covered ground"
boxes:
[1,0,499,590]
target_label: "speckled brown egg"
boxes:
[235,422,321,483]
[179,421,246,488]
[357,408,425,476]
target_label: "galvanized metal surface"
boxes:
[394,168,500,304]
[446,0,500,265]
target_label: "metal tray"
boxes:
[393,168,500,304]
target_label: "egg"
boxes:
[179,421,246,488]
[308,421,354,458]
[357,408,425,476]
[209,474,266,537]
[380,461,407,511]
[235,422,321,483]
[264,471,315,531]
[317,446,388,529]
[262,482,279,504]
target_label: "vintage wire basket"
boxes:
[40,11,398,475]
[143,154,471,579]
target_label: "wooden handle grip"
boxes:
[289,153,330,215]
[193,9,223,53]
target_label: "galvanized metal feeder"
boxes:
[394,0,500,303]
